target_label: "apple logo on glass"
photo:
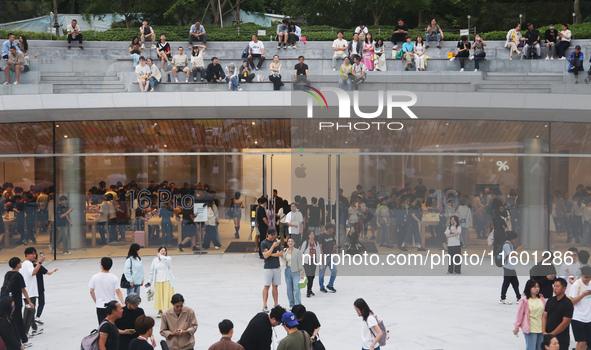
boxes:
[295,164,307,178]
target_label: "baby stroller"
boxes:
[346,226,365,254]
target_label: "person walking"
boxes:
[444,216,462,275]
[89,257,124,323]
[124,243,145,295]
[237,306,286,350]
[3,257,34,347]
[542,278,574,350]
[148,246,175,318]
[318,223,337,293]
[514,279,546,350]
[261,228,283,313]
[34,250,57,326]
[301,231,320,298]
[229,192,244,239]
[208,319,244,350]
[19,247,42,339]
[567,266,591,350]
[500,231,524,305]
[283,237,304,309]
[160,294,198,350]
[354,298,383,350]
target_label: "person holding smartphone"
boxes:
[160,294,198,350]
[34,251,58,325]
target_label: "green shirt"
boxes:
[277,330,312,350]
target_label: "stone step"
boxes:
[478,83,552,90]
[477,87,552,93]
[41,76,120,82]
[46,80,124,86]
[40,72,118,77]
[53,86,126,94]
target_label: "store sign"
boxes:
[305,87,418,119]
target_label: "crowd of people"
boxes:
[3,18,588,89]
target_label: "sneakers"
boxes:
[2,82,8,85]
[417,247,427,252]
[469,56,474,60]
[449,57,455,62]
[48,244,53,253]
[151,45,156,49]
[332,67,336,71]
[214,246,220,250]
[178,244,184,252]
[277,44,281,49]
[194,77,198,82]
[550,56,554,60]
[192,246,198,252]
[35,317,44,325]
[255,67,259,71]
[559,57,566,60]
[500,299,512,305]
[585,77,589,84]
[141,43,145,49]
[237,86,243,91]
[228,81,232,90]
[474,69,478,72]
[327,286,337,293]
[31,329,43,336]
[23,342,32,348]
[320,288,327,293]
[459,68,464,72]
[545,56,549,60]
[292,45,297,49]
[262,306,269,313]
[400,246,408,251]
[13,81,18,85]
[63,252,71,255]
[157,311,163,318]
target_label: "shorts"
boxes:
[572,320,591,343]
[263,268,281,286]
[174,66,187,72]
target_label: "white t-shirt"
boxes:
[285,211,304,235]
[445,226,462,247]
[154,258,168,282]
[20,260,39,298]
[355,26,369,35]
[361,314,378,349]
[249,41,264,55]
[569,278,591,322]
[88,272,119,308]
[135,64,151,77]
[333,38,348,50]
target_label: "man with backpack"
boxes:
[2,257,34,348]
[523,23,541,59]
[499,231,523,305]
[98,300,123,350]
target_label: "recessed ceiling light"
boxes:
[56,124,60,128]
[435,144,439,148]
[164,144,167,148]
[536,135,540,138]
[64,135,68,138]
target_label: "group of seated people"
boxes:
[1,33,29,85]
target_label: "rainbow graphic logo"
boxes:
[304,85,328,109]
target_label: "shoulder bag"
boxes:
[120,258,133,289]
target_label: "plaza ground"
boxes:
[0,252,542,350]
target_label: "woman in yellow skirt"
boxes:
[148,246,175,318]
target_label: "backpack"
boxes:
[241,44,250,59]
[494,241,510,267]
[0,273,17,298]
[367,313,388,346]
[81,320,109,350]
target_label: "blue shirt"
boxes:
[568,51,584,70]
[402,42,415,53]
[277,24,288,35]
[124,256,145,285]
[2,40,21,57]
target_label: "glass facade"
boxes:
[0,118,588,262]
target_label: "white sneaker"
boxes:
[262,306,269,313]
[332,67,336,71]
[12,81,18,85]
[550,56,554,60]
[214,246,220,250]
[237,86,243,91]
[31,329,43,336]
[500,299,512,305]
[474,69,478,72]
[469,56,474,60]
[151,45,156,49]
[545,56,549,60]
[141,44,145,49]
[459,68,464,72]
[48,244,53,253]
[449,57,455,62]
[394,45,398,50]
[63,252,71,255]
[185,79,189,83]
[292,45,296,49]
[23,342,32,348]
[2,82,8,85]
[559,57,566,60]
[174,78,178,83]
[228,81,232,90]
[35,317,44,325]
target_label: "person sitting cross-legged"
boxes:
[171,47,190,83]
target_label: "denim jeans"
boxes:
[474,52,486,70]
[162,222,173,246]
[362,347,380,350]
[149,77,160,90]
[426,33,441,43]
[318,259,337,289]
[127,285,141,295]
[285,266,301,308]
[131,53,140,66]
[227,76,239,90]
[523,332,543,350]
[339,77,352,91]
[379,224,389,245]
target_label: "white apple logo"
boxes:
[295,164,307,178]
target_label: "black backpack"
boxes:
[494,241,510,267]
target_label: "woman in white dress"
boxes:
[414,35,426,71]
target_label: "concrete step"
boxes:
[479,81,559,86]
[53,86,126,94]
[477,87,552,93]
[41,77,120,82]
[46,80,124,86]
[40,72,118,77]
[477,83,552,90]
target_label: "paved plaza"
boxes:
[0,252,537,349]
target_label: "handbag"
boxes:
[120,258,133,289]
[447,51,455,59]
[312,338,326,350]
[299,276,308,289]
[395,50,404,59]
[367,314,388,346]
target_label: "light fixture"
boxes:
[56,124,60,128]
[545,125,548,128]
[64,135,68,138]
[164,144,167,148]
[445,123,449,126]
[254,140,258,144]
[536,135,540,138]
[435,144,440,148]
[252,122,255,125]
[154,123,158,126]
